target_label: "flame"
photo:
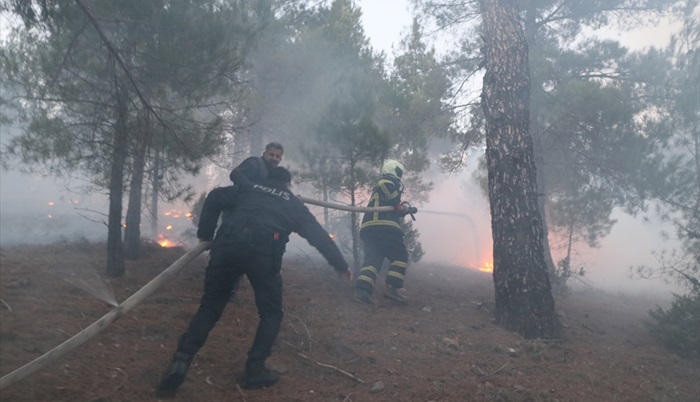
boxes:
[165,225,173,230]
[156,233,176,247]
[47,214,53,219]
[48,201,55,206]
[479,261,494,273]
[186,212,192,218]
[164,211,172,216]
[329,233,336,239]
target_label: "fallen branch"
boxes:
[235,383,248,402]
[473,361,511,378]
[0,298,12,312]
[286,314,313,344]
[283,341,364,384]
[0,241,211,390]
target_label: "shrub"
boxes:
[647,291,700,359]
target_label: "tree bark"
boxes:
[107,75,127,277]
[124,111,152,259]
[480,0,562,339]
[149,145,161,240]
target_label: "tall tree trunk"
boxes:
[150,145,161,240]
[124,111,151,259]
[107,77,127,277]
[480,0,561,339]
[523,0,558,281]
[322,185,329,227]
[533,135,558,280]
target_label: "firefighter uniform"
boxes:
[355,169,412,301]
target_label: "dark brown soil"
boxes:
[1,241,698,401]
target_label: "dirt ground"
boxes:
[1,241,698,402]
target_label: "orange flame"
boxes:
[157,233,176,247]
[479,261,494,273]
[329,233,336,239]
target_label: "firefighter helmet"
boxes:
[382,159,405,178]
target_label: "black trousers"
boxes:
[176,236,284,363]
[355,227,408,292]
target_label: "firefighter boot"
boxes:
[243,359,280,389]
[354,288,373,304]
[383,285,409,303]
[156,351,193,396]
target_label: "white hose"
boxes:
[297,195,394,212]
[0,241,211,390]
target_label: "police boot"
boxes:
[156,351,193,396]
[243,359,280,389]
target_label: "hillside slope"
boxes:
[1,242,698,401]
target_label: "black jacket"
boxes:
[229,156,272,187]
[197,178,349,272]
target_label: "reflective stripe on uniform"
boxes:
[360,219,401,230]
[357,275,375,285]
[387,271,405,280]
[377,179,399,199]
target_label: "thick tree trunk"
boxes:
[480,0,562,339]
[107,79,127,277]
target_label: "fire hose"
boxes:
[0,196,404,390]
[0,241,211,390]
[296,195,394,213]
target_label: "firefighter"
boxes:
[228,142,284,303]
[157,167,351,395]
[354,160,418,304]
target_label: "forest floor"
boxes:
[1,240,698,402]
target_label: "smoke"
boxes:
[412,168,492,270]
[408,164,681,297]
[0,170,108,246]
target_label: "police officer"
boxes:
[229,141,284,187]
[354,160,417,304]
[228,142,284,303]
[157,167,351,395]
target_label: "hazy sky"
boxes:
[357,0,413,54]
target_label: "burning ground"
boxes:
[0,241,698,401]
